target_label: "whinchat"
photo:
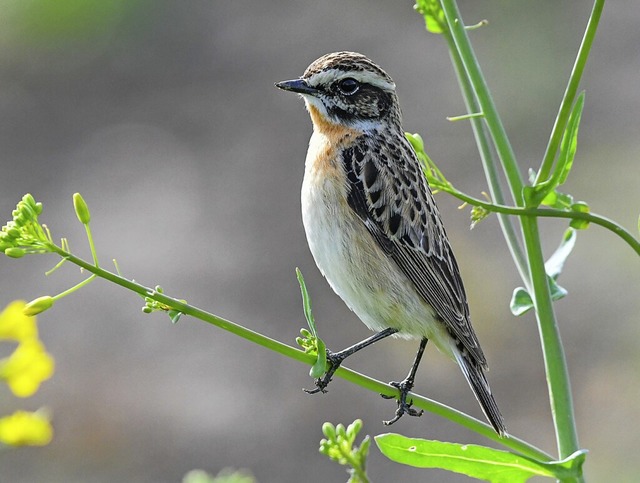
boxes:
[276,52,506,436]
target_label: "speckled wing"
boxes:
[341,134,487,367]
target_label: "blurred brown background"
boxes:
[1,1,638,481]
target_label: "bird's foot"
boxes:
[381,379,423,425]
[303,350,343,394]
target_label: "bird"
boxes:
[275,51,506,436]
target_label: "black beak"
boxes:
[275,79,319,95]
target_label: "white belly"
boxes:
[300,155,453,355]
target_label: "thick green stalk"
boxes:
[439,0,586,468]
[442,30,530,283]
[440,1,524,204]
[521,217,580,460]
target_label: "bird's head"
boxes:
[276,52,401,132]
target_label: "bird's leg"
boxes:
[382,337,428,425]
[304,327,398,394]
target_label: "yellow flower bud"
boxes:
[73,193,91,225]
[23,296,54,316]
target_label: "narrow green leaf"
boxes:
[309,337,327,378]
[375,434,586,482]
[295,268,328,378]
[544,228,577,280]
[540,189,557,207]
[556,92,585,186]
[296,268,317,337]
[510,287,533,316]
[526,93,583,208]
[537,187,575,210]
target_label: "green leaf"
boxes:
[296,268,317,337]
[295,268,328,378]
[556,92,585,186]
[414,0,446,34]
[569,202,591,230]
[375,434,586,482]
[548,277,568,302]
[309,337,327,378]
[542,189,574,210]
[168,309,183,324]
[511,229,574,316]
[510,287,533,316]
[525,93,584,208]
[544,228,577,280]
[510,278,567,317]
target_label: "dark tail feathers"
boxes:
[456,352,507,437]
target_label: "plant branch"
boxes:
[441,29,530,284]
[44,242,551,462]
[520,216,580,462]
[440,0,524,203]
[439,187,640,256]
[436,0,601,468]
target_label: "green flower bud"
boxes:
[4,247,26,258]
[22,194,37,208]
[73,193,91,225]
[23,296,55,316]
[322,422,336,441]
[347,419,362,437]
[6,227,20,239]
[405,132,425,153]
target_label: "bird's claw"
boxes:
[303,351,342,394]
[381,379,423,425]
[303,379,329,394]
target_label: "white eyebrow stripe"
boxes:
[308,69,396,92]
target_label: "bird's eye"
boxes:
[337,78,360,95]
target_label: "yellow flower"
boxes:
[0,301,38,342]
[0,339,54,397]
[0,410,52,446]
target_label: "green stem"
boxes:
[438,0,596,469]
[45,242,551,462]
[536,0,605,184]
[521,217,580,461]
[440,188,640,256]
[442,29,530,284]
[84,223,99,267]
[347,453,369,483]
[52,274,97,301]
[440,0,524,202]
